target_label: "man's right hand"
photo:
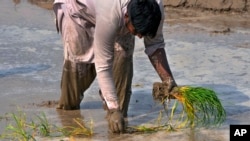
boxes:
[107,109,125,133]
[152,79,177,101]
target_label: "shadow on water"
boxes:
[0,64,50,78]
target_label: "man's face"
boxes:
[125,14,142,38]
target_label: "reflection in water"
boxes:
[56,109,85,128]
[12,0,54,10]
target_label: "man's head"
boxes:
[126,0,162,38]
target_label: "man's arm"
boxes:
[93,0,125,133]
[144,0,177,92]
[94,1,120,110]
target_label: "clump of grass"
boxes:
[35,112,51,137]
[0,111,36,141]
[170,86,226,127]
[0,110,93,140]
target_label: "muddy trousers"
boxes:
[58,39,134,118]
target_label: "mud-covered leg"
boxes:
[113,34,135,118]
[55,5,95,110]
[57,61,96,110]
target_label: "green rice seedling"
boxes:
[126,86,226,133]
[126,122,177,133]
[1,111,36,141]
[35,112,51,137]
[58,118,93,137]
[170,86,226,127]
[127,125,164,133]
[156,110,163,126]
[0,111,94,140]
[126,107,176,134]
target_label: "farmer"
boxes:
[53,0,177,133]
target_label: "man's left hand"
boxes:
[107,109,125,133]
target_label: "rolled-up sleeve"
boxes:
[144,0,165,56]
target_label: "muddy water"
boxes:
[1,0,250,141]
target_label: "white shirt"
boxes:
[54,0,165,109]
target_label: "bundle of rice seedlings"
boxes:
[170,86,226,127]
[126,85,226,133]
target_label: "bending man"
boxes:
[53,0,177,133]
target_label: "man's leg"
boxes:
[112,33,135,117]
[56,6,96,110]
[58,61,96,110]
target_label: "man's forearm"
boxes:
[148,48,176,83]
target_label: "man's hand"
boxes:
[107,109,125,133]
[164,78,177,93]
[152,79,177,101]
[148,48,177,100]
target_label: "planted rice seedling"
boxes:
[0,85,226,137]
[57,118,93,137]
[35,112,51,137]
[0,110,93,140]
[0,111,36,141]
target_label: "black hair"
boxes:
[127,0,162,38]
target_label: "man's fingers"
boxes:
[110,120,124,133]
